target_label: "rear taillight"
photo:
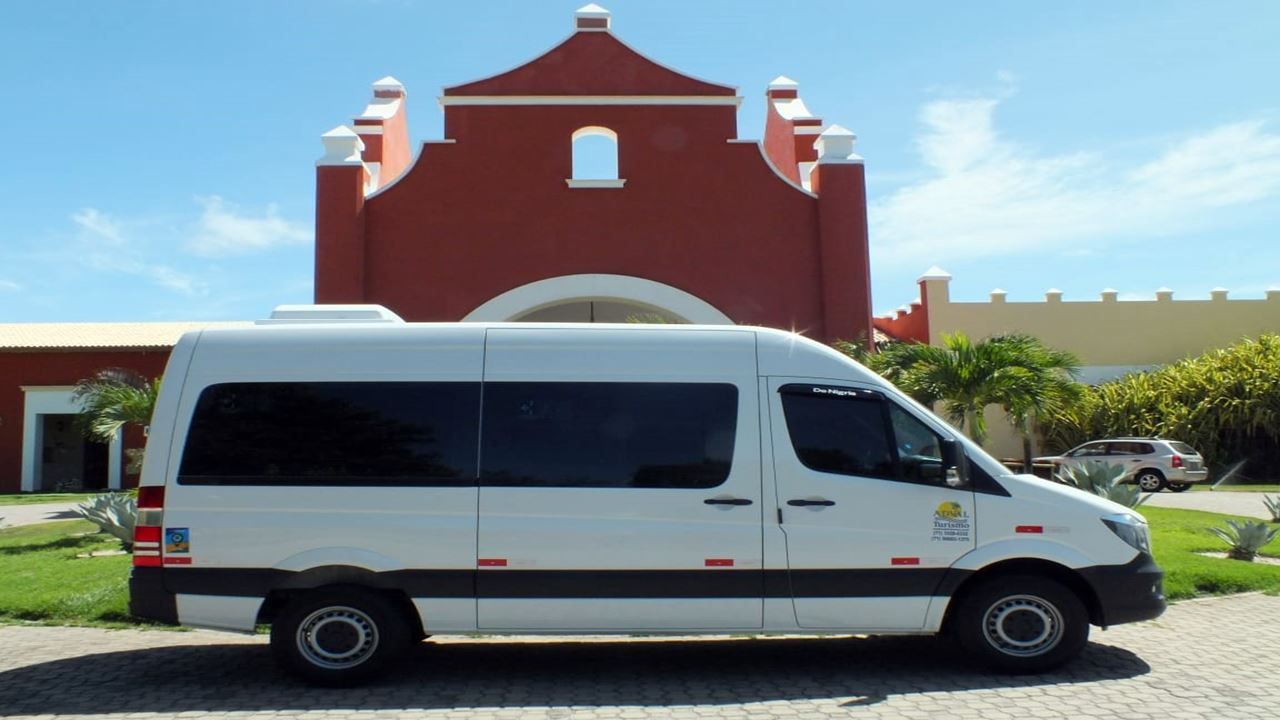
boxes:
[133,486,166,567]
[1171,455,1184,469]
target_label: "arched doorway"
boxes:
[462,274,734,325]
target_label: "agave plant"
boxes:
[1264,495,1280,524]
[1209,519,1280,561]
[1056,460,1148,509]
[75,493,138,551]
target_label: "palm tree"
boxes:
[72,368,160,472]
[862,333,1081,466]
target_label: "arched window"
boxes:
[567,126,625,188]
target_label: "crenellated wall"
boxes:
[879,268,1280,459]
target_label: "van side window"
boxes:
[780,386,948,486]
[178,382,480,486]
[779,390,895,480]
[480,382,737,488]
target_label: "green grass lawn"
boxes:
[0,519,143,627]
[0,492,96,506]
[1143,506,1280,600]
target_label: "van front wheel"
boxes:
[270,589,410,686]
[953,575,1089,673]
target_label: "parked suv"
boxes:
[1037,438,1209,492]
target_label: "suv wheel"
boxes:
[1135,469,1166,492]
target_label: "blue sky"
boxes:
[1,0,1278,321]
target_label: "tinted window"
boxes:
[888,403,945,483]
[780,391,895,479]
[179,382,480,486]
[1070,443,1109,457]
[1169,441,1198,455]
[480,382,737,488]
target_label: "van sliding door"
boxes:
[476,328,764,631]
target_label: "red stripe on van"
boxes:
[478,558,508,567]
[1016,525,1044,534]
[704,558,734,567]
[891,557,920,566]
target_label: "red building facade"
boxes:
[315,5,873,342]
[0,4,874,494]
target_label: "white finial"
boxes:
[372,76,405,95]
[1045,288,1063,302]
[919,266,952,281]
[1210,287,1229,300]
[317,126,365,166]
[769,76,799,90]
[814,124,862,164]
[576,3,611,30]
[1100,288,1118,302]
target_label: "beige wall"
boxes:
[899,273,1280,461]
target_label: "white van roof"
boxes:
[189,307,881,384]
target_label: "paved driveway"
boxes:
[0,593,1277,719]
[0,502,81,528]
[1143,490,1275,519]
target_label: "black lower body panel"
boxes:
[1080,553,1166,627]
[129,567,179,625]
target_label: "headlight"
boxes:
[1101,513,1151,554]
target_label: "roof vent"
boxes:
[575,4,611,31]
[258,304,405,325]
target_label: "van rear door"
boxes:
[476,328,763,630]
[768,379,976,630]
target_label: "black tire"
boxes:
[952,575,1089,673]
[270,588,411,686]
[1135,469,1166,493]
[1167,481,1193,493]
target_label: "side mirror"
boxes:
[940,438,968,488]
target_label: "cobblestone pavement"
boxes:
[2,594,1278,719]
[1144,489,1274,519]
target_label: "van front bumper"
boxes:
[129,567,179,625]
[1079,553,1166,627]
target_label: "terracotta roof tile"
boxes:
[0,321,251,350]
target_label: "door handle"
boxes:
[704,497,753,506]
[787,499,836,507]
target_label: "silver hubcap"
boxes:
[296,605,379,670]
[983,594,1064,657]
[1138,474,1162,491]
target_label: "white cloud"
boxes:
[0,279,21,292]
[187,195,311,257]
[870,95,1280,268]
[71,208,126,245]
[65,207,206,296]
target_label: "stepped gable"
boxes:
[444,30,735,97]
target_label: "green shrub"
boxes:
[1040,335,1280,476]
[1057,461,1148,509]
[74,493,137,551]
[1209,519,1280,561]
[1264,495,1280,523]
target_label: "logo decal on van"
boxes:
[165,528,190,554]
[931,503,971,543]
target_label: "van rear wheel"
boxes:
[270,589,410,686]
[953,575,1089,673]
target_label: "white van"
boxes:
[129,307,1164,685]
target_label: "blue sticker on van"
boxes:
[165,528,190,554]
